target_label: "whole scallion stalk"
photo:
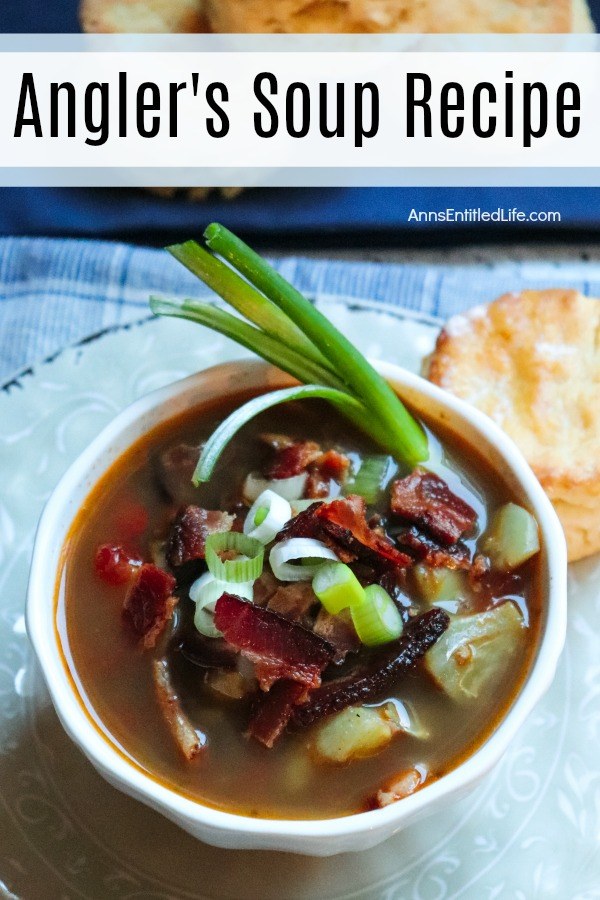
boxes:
[204,223,428,465]
[151,223,429,482]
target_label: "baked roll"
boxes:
[426,289,600,562]
[81,0,594,34]
[205,0,594,34]
[81,0,206,33]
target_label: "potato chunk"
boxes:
[425,601,525,702]
[312,703,400,764]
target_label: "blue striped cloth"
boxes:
[2,236,599,384]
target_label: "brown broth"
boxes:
[57,396,541,819]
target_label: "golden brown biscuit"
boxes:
[426,289,600,561]
[80,0,206,33]
[80,0,594,34]
[205,0,594,34]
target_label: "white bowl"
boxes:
[26,359,567,856]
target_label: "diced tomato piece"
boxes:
[94,543,142,586]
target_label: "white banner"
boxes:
[1,41,599,184]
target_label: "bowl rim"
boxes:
[26,358,568,844]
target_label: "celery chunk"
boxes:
[425,602,525,702]
[413,565,468,611]
[481,502,540,571]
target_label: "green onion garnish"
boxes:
[204,224,428,466]
[312,562,365,615]
[351,584,404,646]
[205,532,264,583]
[343,455,398,504]
[192,385,377,485]
[150,223,429,482]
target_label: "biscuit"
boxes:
[80,0,206,33]
[205,0,594,34]
[80,0,594,34]
[426,289,600,562]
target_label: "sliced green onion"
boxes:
[192,385,376,485]
[205,531,264,583]
[243,489,292,544]
[312,562,365,615]
[269,538,338,582]
[344,455,398,504]
[204,223,429,466]
[351,584,404,647]
[167,240,330,370]
[243,471,308,503]
[190,571,253,638]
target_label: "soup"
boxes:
[58,394,541,820]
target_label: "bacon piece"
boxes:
[293,608,450,728]
[247,680,306,748]
[316,449,351,481]
[266,440,322,479]
[122,564,177,649]
[371,766,429,809]
[275,497,410,569]
[317,496,411,569]
[396,526,471,570]
[266,582,317,625]
[166,506,234,568]
[95,543,141,586]
[312,607,361,664]
[391,469,477,545]
[304,470,331,500]
[153,443,200,506]
[214,593,334,692]
[276,502,324,541]
[305,449,351,499]
[152,658,205,761]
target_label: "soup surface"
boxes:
[58,393,541,819]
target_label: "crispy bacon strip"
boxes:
[317,495,411,569]
[275,501,324,541]
[166,506,234,568]
[122,564,177,649]
[246,680,306,748]
[391,469,477,545]
[275,497,410,570]
[266,440,322,479]
[293,608,450,728]
[305,449,351,499]
[213,593,334,692]
[265,439,350,497]
[396,526,471,570]
[152,658,205,761]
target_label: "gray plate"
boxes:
[1,303,598,900]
